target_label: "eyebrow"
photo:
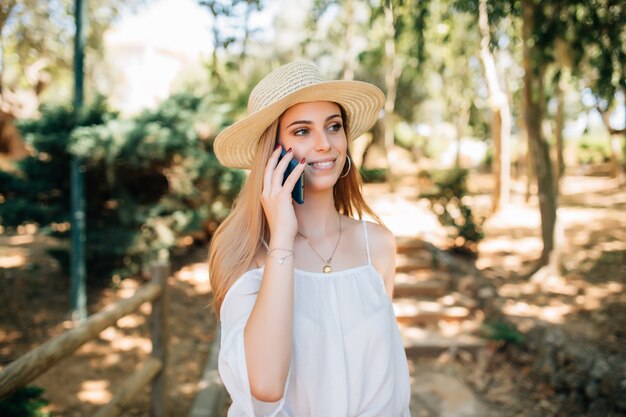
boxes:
[286,114,341,128]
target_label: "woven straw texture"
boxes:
[214,62,384,169]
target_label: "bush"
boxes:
[0,386,50,417]
[418,168,484,256]
[0,93,245,281]
[480,320,524,348]
[576,133,612,165]
[359,167,387,183]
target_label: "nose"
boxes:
[313,129,331,152]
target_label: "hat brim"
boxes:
[214,80,384,169]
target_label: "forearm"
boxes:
[244,237,294,402]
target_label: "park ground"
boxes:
[0,169,624,416]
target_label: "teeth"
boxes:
[311,160,334,168]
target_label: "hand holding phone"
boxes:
[277,147,305,204]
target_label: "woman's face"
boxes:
[277,101,347,192]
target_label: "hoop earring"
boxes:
[339,155,351,179]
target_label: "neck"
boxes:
[294,188,340,240]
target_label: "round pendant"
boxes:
[323,264,332,274]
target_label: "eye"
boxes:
[293,128,309,136]
[328,122,343,132]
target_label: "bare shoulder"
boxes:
[363,220,396,256]
[363,220,397,298]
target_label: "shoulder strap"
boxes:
[362,219,372,265]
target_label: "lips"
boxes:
[308,158,337,170]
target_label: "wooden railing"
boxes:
[0,261,170,417]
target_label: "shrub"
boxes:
[359,167,387,183]
[0,386,50,417]
[418,168,484,256]
[0,93,245,281]
[480,320,524,347]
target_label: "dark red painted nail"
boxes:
[275,143,280,150]
[287,147,292,153]
[300,158,306,164]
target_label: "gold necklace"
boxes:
[297,212,342,273]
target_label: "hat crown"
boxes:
[248,62,323,113]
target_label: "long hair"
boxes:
[209,108,384,319]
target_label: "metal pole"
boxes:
[71,0,87,322]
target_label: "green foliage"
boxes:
[419,168,484,256]
[576,133,612,164]
[0,96,114,227]
[359,167,387,183]
[480,320,524,346]
[1,0,145,104]
[0,93,245,281]
[0,386,50,417]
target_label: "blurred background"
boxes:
[0,0,624,416]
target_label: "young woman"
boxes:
[209,61,411,416]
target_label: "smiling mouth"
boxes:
[308,159,336,169]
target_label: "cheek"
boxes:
[333,136,348,155]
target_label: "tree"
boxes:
[372,0,428,190]
[198,0,265,80]
[573,1,626,178]
[478,0,512,211]
[0,0,143,108]
[426,0,482,169]
[521,0,558,271]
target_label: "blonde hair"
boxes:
[209,109,384,319]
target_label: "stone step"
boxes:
[393,298,470,325]
[400,326,487,358]
[394,281,448,298]
[396,238,431,255]
[395,253,433,273]
[394,271,449,298]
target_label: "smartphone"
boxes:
[278,147,305,204]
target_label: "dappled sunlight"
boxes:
[0,253,25,268]
[77,380,112,405]
[111,335,151,353]
[116,313,146,328]
[560,175,623,197]
[98,326,152,353]
[0,329,22,358]
[483,203,541,231]
[117,278,141,298]
[502,299,576,324]
[365,184,446,242]
[101,352,122,367]
[478,236,542,256]
[5,234,36,245]
[174,262,211,295]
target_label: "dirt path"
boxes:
[0,242,216,417]
[1,173,623,416]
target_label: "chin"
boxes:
[304,177,339,192]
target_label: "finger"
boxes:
[271,148,294,190]
[282,157,306,191]
[263,145,283,194]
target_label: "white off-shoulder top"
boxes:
[218,220,412,416]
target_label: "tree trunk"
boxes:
[555,73,565,181]
[522,0,558,271]
[492,109,502,203]
[454,105,470,168]
[383,0,402,192]
[479,0,511,213]
[0,1,18,97]
[597,106,625,179]
[525,138,533,202]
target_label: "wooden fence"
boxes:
[0,261,170,417]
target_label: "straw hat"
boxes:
[214,61,385,169]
